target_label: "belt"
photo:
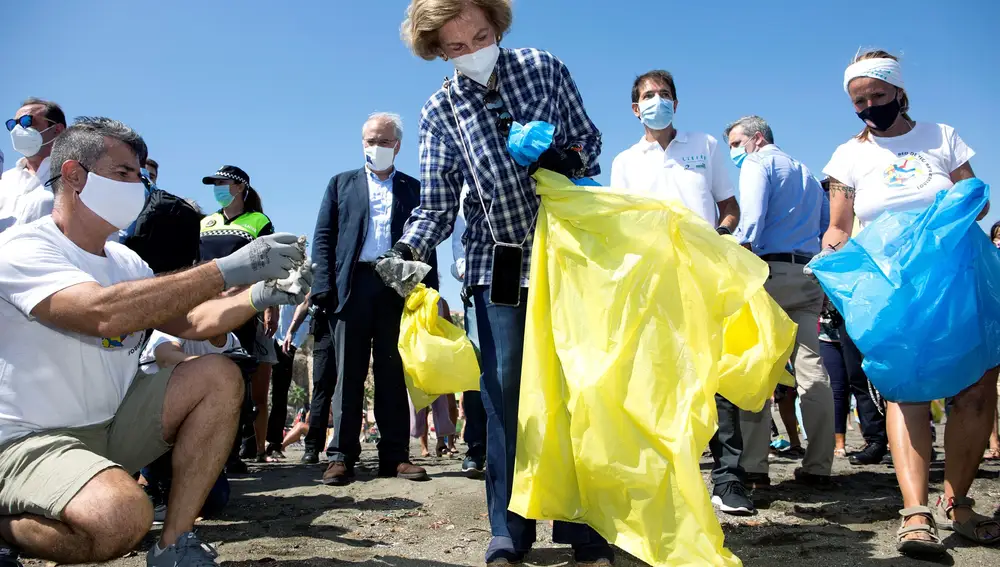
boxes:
[760,253,813,265]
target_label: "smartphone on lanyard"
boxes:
[489,243,524,307]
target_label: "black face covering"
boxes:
[857,94,902,132]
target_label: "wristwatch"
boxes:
[716,226,733,236]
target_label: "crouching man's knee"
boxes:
[62,468,153,561]
[183,353,245,408]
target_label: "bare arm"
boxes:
[31,262,227,339]
[822,178,855,250]
[157,288,259,341]
[154,341,198,369]
[717,197,740,233]
[950,162,989,220]
[288,299,310,337]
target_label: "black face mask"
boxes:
[857,95,901,132]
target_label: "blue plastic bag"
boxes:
[507,121,554,167]
[809,178,1000,402]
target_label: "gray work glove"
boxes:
[215,233,304,288]
[249,263,314,310]
[803,247,837,284]
[375,243,431,298]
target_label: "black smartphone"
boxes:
[489,243,523,307]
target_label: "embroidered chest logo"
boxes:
[681,154,708,170]
[883,152,932,190]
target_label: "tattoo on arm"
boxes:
[828,180,856,200]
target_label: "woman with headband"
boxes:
[820,50,999,555]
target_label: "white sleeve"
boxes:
[610,152,628,190]
[708,136,735,202]
[140,331,182,365]
[944,124,975,172]
[0,233,97,317]
[822,142,856,188]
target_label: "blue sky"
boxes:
[2,0,998,308]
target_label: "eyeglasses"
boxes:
[484,90,513,138]
[5,115,55,132]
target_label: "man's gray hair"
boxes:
[724,115,775,145]
[364,112,404,141]
[49,116,148,192]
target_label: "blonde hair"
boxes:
[401,0,513,61]
[852,49,912,142]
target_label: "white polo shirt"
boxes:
[610,131,734,225]
[0,156,54,234]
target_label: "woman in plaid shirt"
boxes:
[383,1,608,565]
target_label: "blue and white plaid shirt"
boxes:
[399,47,602,287]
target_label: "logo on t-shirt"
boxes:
[681,155,707,170]
[102,333,131,349]
[883,153,932,190]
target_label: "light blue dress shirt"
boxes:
[735,145,828,256]
[450,211,466,281]
[277,304,309,348]
[358,168,395,263]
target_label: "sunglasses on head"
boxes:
[5,115,55,132]
[484,89,513,138]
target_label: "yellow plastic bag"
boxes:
[718,288,798,410]
[398,284,480,410]
[510,171,796,567]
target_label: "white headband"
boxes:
[843,58,905,93]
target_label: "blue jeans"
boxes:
[463,300,487,461]
[822,341,850,436]
[472,287,609,555]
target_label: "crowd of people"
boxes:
[1,0,999,566]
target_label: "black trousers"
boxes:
[266,342,296,445]
[326,265,409,467]
[838,323,888,447]
[304,310,336,455]
[709,394,745,485]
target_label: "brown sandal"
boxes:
[935,495,1000,545]
[896,506,945,556]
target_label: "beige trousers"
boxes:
[740,261,835,476]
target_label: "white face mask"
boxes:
[364,144,396,172]
[10,124,55,157]
[452,42,500,86]
[78,172,147,230]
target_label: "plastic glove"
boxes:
[249,263,313,310]
[507,121,555,167]
[375,243,431,297]
[803,247,836,283]
[215,233,303,288]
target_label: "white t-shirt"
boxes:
[0,217,154,445]
[823,122,974,226]
[139,331,241,375]
[610,131,735,225]
[0,157,53,234]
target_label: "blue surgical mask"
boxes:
[730,137,757,168]
[637,96,675,131]
[214,184,235,207]
[730,146,748,168]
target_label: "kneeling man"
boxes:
[0,117,310,567]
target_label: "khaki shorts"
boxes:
[0,367,173,520]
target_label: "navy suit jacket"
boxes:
[311,167,438,313]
